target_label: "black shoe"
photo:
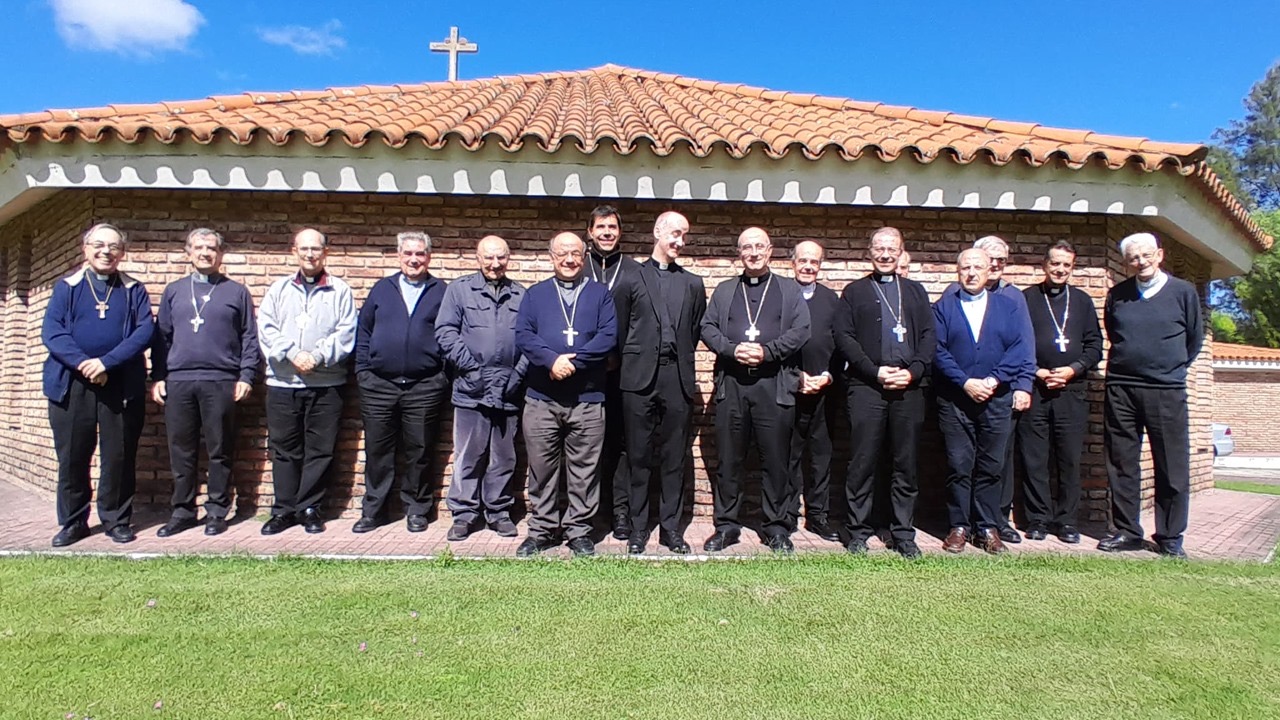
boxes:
[156,517,198,538]
[516,536,558,557]
[703,529,741,552]
[1057,525,1081,544]
[446,519,472,542]
[106,525,136,544]
[352,516,380,534]
[261,514,297,536]
[894,539,922,559]
[846,536,869,555]
[301,508,325,534]
[765,533,795,554]
[611,513,631,541]
[805,518,841,542]
[1097,532,1144,552]
[51,521,89,548]
[405,514,428,533]
[567,537,596,557]
[489,517,518,537]
[998,525,1022,544]
[627,535,648,555]
[204,517,228,536]
[1025,525,1049,541]
[659,530,691,554]
[1157,539,1188,559]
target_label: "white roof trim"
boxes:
[1213,359,1280,371]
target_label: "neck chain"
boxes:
[871,276,908,343]
[86,272,115,320]
[1043,284,1071,353]
[591,254,622,290]
[558,280,586,347]
[740,273,774,342]
[189,273,219,333]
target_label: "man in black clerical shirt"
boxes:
[836,227,935,559]
[701,227,811,553]
[584,205,640,541]
[1017,241,1102,544]
[152,228,260,538]
[787,240,842,543]
[614,211,706,554]
[1100,232,1204,558]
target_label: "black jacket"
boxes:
[799,283,843,380]
[835,274,935,387]
[614,260,707,399]
[701,273,811,407]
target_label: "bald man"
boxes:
[435,235,528,541]
[258,228,357,535]
[787,240,842,543]
[614,211,706,554]
[514,232,618,557]
[701,227,811,553]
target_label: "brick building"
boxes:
[0,66,1268,525]
[1212,342,1280,454]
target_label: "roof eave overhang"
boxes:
[0,140,1259,276]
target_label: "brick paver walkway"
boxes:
[2,479,1276,561]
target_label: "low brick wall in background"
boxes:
[1213,368,1280,454]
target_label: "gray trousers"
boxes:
[446,405,518,525]
[523,398,604,541]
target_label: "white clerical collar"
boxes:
[193,271,212,283]
[555,277,584,290]
[960,289,987,303]
[91,271,111,282]
[1137,270,1168,296]
[875,272,896,284]
[744,271,770,286]
[799,282,815,299]
[1045,282,1067,297]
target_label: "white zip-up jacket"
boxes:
[257,271,356,388]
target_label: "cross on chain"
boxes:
[95,301,109,319]
[562,326,578,347]
[429,26,478,82]
[744,324,760,342]
[190,316,205,333]
[893,323,907,343]
[1055,334,1070,353]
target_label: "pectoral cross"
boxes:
[95,301,109,319]
[893,323,907,343]
[190,316,205,333]
[1055,334,1070,352]
[745,324,760,341]
[563,326,578,347]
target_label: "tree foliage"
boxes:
[1210,310,1242,344]
[1232,209,1280,347]
[1214,62,1280,210]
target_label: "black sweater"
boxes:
[1104,274,1204,388]
[1023,282,1103,388]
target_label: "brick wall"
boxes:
[1213,368,1280,453]
[0,188,1217,525]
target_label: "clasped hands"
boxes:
[876,366,912,391]
[800,371,831,395]
[733,342,766,367]
[77,358,108,386]
[1036,366,1076,390]
[551,354,577,380]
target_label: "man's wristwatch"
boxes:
[983,377,998,389]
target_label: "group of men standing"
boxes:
[41,216,1202,559]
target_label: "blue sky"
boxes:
[4,0,1279,144]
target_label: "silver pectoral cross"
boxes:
[563,326,578,347]
[893,323,907,343]
[95,301,109,319]
[745,324,760,341]
[190,316,205,333]
[1055,334,1070,352]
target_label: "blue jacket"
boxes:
[434,272,529,411]
[355,273,446,381]
[42,268,154,402]
[515,278,616,405]
[932,289,1035,401]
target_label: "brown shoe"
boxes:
[942,527,968,553]
[978,528,1008,555]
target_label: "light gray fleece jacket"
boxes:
[257,271,356,388]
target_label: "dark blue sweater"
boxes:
[42,269,154,402]
[932,290,1036,401]
[152,274,260,383]
[355,273,446,380]
[515,278,617,404]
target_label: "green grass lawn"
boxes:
[1216,479,1280,496]
[2,555,1278,720]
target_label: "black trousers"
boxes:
[48,377,144,529]
[787,389,834,526]
[1016,386,1088,528]
[265,385,344,517]
[845,383,923,543]
[937,392,1014,531]
[1104,384,1191,542]
[165,379,238,521]
[357,372,449,519]
[999,410,1023,524]
[598,372,629,520]
[713,374,794,537]
[624,361,692,537]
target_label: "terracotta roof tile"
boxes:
[1214,342,1280,363]
[0,64,1267,250]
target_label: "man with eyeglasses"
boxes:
[835,227,935,559]
[352,232,449,535]
[583,205,639,542]
[42,223,154,547]
[257,228,357,536]
[701,227,811,553]
[151,228,260,538]
[1099,232,1203,558]
[514,232,617,557]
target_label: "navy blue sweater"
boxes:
[515,278,617,404]
[1104,274,1204,388]
[932,290,1036,401]
[152,273,260,383]
[355,273,446,380]
[41,269,154,402]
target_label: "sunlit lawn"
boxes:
[1216,479,1280,496]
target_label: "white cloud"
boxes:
[50,0,204,54]
[256,20,345,56]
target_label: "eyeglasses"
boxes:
[1126,252,1159,264]
[870,245,902,256]
[86,243,124,254]
[551,250,584,260]
[988,257,1008,266]
[738,242,771,254]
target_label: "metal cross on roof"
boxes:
[429,26,478,82]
